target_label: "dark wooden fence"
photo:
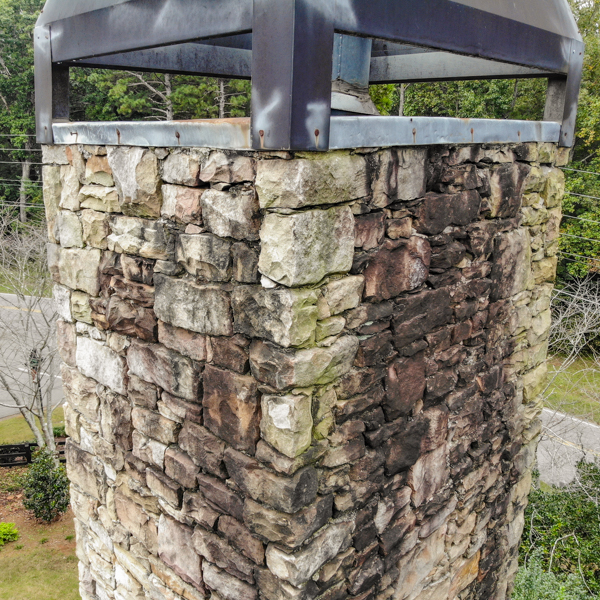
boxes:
[0,438,66,468]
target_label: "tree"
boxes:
[0,213,59,451]
[0,0,44,222]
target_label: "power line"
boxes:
[0,134,36,138]
[559,250,600,262]
[563,214,600,225]
[562,167,600,177]
[0,161,44,166]
[561,232,600,244]
[565,191,600,202]
[0,148,42,153]
[0,178,42,184]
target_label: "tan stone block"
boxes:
[81,209,110,249]
[202,187,261,241]
[85,155,114,186]
[60,165,82,211]
[79,185,121,213]
[43,165,61,243]
[161,184,203,224]
[260,392,312,458]
[71,291,93,324]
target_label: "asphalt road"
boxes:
[0,292,64,420]
[538,407,600,487]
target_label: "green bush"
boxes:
[23,449,70,523]
[513,552,592,600]
[521,462,600,596]
[0,522,19,547]
[52,425,66,438]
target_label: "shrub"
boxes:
[23,449,70,522]
[513,551,591,600]
[0,522,19,547]
[521,462,600,595]
[52,425,66,438]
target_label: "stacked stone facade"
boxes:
[42,141,566,600]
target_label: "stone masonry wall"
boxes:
[42,140,566,600]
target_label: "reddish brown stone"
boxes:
[387,217,412,240]
[57,320,77,367]
[354,331,394,368]
[197,472,245,522]
[224,448,318,514]
[430,242,467,271]
[210,335,250,374]
[203,365,260,454]
[179,421,227,478]
[158,320,209,362]
[165,447,200,488]
[363,237,431,302]
[127,340,201,401]
[110,275,155,307]
[128,373,159,409]
[193,527,255,583]
[392,288,454,349]
[354,212,386,250]
[147,467,183,507]
[384,406,449,475]
[218,515,265,565]
[182,491,220,529]
[121,254,154,285]
[490,163,529,218]
[384,353,426,420]
[414,190,481,235]
[106,296,157,342]
[243,495,332,549]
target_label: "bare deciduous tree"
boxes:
[0,213,59,451]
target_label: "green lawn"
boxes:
[546,356,600,425]
[0,407,65,445]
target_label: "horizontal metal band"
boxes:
[369,53,548,84]
[52,119,252,149]
[53,116,560,150]
[329,116,561,148]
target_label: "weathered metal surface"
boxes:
[370,53,547,84]
[52,116,560,150]
[49,0,253,62]
[329,116,561,148]
[251,0,334,151]
[72,43,252,79]
[36,0,584,149]
[52,118,252,149]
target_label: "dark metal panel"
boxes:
[251,0,335,151]
[37,0,131,27]
[452,0,581,40]
[556,40,584,147]
[370,53,547,84]
[338,0,572,74]
[71,44,252,79]
[50,0,253,62]
[333,34,371,87]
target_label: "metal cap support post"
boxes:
[251,0,335,151]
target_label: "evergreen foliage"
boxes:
[23,449,70,523]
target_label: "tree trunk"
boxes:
[19,141,32,223]
[164,73,174,121]
[399,84,406,117]
[218,79,226,119]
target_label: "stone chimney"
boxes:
[43,141,565,600]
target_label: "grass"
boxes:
[0,406,65,445]
[546,356,600,425]
[0,467,79,600]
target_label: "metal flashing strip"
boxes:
[52,119,252,149]
[52,116,560,150]
[329,116,561,148]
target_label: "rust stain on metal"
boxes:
[175,131,181,145]
[471,128,474,143]
[116,128,121,144]
[412,128,417,144]
[315,129,320,149]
